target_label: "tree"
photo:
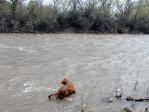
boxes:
[10,0,19,19]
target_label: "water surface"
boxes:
[0,34,149,112]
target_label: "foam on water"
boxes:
[0,44,9,49]
[23,81,56,94]
[17,46,35,53]
[0,44,35,53]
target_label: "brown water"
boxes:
[0,34,149,112]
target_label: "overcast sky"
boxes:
[24,0,52,5]
[6,0,52,5]
[8,0,138,5]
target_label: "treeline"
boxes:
[0,0,149,33]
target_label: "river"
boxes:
[0,34,149,112]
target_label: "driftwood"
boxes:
[107,95,149,103]
[126,96,149,102]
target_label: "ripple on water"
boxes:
[17,47,35,53]
[22,81,56,94]
[0,44,36,53]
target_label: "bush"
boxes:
[0,0,149,34]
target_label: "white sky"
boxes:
[6,0,52,5]
[7,0,139,5]
[24,0,52,5]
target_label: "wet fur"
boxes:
[48,78,76,99]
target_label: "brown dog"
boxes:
[48,78,76,99]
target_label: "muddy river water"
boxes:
[0,34,149,112]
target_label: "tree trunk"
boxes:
[11,0,18,19]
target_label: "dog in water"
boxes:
[48,78,76,99]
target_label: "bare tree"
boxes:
[0,0,5,16]
[100,0,113,16]
[10,0,19,19]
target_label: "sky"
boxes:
[25,0,52,5]
[7,0,139,6]
[6,0,52,5]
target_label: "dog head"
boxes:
[61,78,69,85]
